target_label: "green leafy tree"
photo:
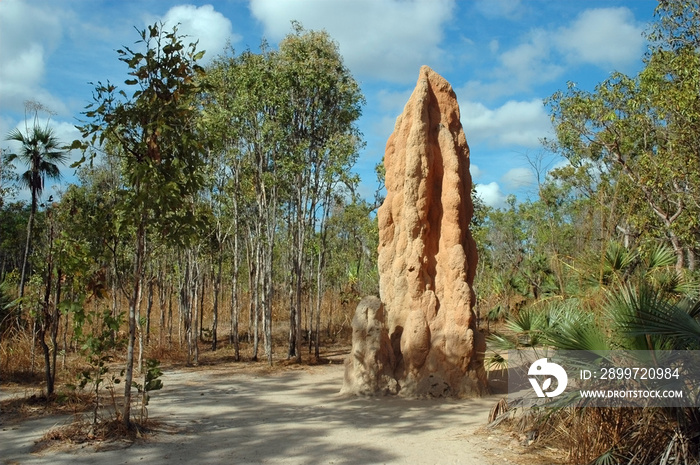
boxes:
[198,57,243,353]
[207,44,281,362]
[76,23,206,428]
[277,23,364,361]
[546,0,700,271]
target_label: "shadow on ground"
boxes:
[1,363,507,465]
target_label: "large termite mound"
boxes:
[342,66,486,398]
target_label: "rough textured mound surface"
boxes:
[340,296,398,396]
[343,65,486,397]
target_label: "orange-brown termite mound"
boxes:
[342,66,486,398]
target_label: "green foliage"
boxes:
[544,0,700,274]
[610,283,700,350]
[77,22,207,245]
[490,240,700,356]
[73,304,124,424]
[324,199,379,297]
[132,358,163,422]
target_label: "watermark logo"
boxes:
[528,357,568,397]
[509,350,700,408]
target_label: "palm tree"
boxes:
[4,124,67,302]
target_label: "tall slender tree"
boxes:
[77,23,206,428]
[4,110,68,303]
[277,24,364,362]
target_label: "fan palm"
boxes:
[4,124,67,300]
[610,283,700,350]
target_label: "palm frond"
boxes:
[506,308,546,333]
[487,304,507,322]
[680,296,700,319]
[610,284,700,350]
[485,332,518,352]
[544,306,610,351]
[604,241,637,275]
[645,243,677,270]
[5,127,28,144]
[484,351,509,371]
[649,269,698,296]
[588,449,620,465]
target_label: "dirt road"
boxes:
[2,363,528,464]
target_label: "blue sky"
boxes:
[0,0,659,208]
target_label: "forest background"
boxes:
[1,1,700,460]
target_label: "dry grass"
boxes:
[32,417,163,454]
[489,402,700,464]
[1,331,40,383]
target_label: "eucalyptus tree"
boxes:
[222,46,281,363]
[277,24,364,361]
[198,25,363,363]
[198,57,244,354]
[76,23,206,428]
[546,0,700,271]
[4,112,68,303]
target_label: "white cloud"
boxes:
[475,182,507,209]
[556,8,645,69]
[499,29,565,85]
[156,4,238,64]
[470,163,483,180]
[501,167,534,189]
[458,6,644,100]
[460,98,552,148]
[457,29,565,100]
[249,0,454,83]
[0,0,65,114]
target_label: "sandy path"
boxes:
[1,363,524,464]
